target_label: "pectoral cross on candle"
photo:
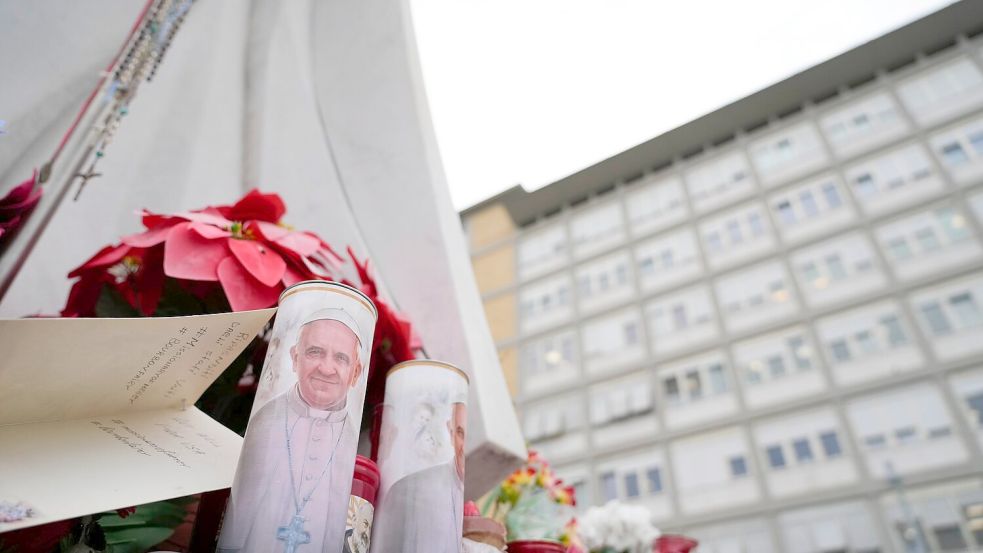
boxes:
[276,514,311,553]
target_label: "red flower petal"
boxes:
[224,189,286,223]
[189,221,231,240]
[138,209,182,230]
[0,171,42,217]
[134,246,165,315]
[68,243,131,278]
[217,257,281,311]
[61,275,108,317]
[122,225,173,248]
[275,232,320,257]
[163,222,228,281]
[253,221,289,241]
[227,238,286,287]
[175,210,232,228]
[282,263,309,287]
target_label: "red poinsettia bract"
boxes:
[0,170,43,242]
[62,189,344,315]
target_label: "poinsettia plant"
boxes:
[481,450,585,552]
[47,189,420,551]
[61,188,419,430]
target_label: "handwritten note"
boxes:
[0,308,275,532]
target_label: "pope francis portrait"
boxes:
[218,308,364,553]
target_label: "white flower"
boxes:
[578,501,660,553]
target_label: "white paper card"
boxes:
[0,309,275,532]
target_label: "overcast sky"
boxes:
[409,0,957,210]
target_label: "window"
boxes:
[726,220,743,244]
[822,182,842,208]
[748,212,765,236]
[880,315,908,346]
[928,426,952,439]
[708,363,728,394]
[964,502,983,545]
[672,305,688,330]
[895,426,917,444]
[967,392,983,426]
[767,355,786,378]
[598,273,610,291]
[792,438,814,462]
[802,262,821,283]
[820,431,842,457]
[921,302,953,336]
[624,322,639,344]
[660,250,675,268]
[800,191,819,217]
[950,292,983,327]
[826,254,847,280]
[887,237,913,261]
[854,173,876,197]
[729,455,748,477]
[646,467,663,494]
[830,339,851,363]
[685,370,703,399]
[639,257,655,275]
[787,336,812,370]
[933,524,967,551]
[664,377,680,404]
[707,231,723,252]
[777,201,795,225]
[600,472,617,502]
[915,228,941,252]
[746,363,763,384]
[941,142,970,166]
[939,208,969,241]
[624,472,640,498]
[970,130,983,154]
[864,434,887,448]
[766,445,785,468]
[855,330,877,354]
[614,264,628,285]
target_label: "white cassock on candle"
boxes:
[218,383,357,552]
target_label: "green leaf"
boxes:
[94,286,141,318]
[104,527,174,553]
[97,498,190,553]
[153,278,206,317]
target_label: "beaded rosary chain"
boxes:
[73,0,195,200]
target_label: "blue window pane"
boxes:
[800,191,819,217]
[646,467,663,494]
[820,431,842,457]
[624,472,640,498]
[729,455,748,477]
[942,142,970,166]
[766,445,785,468]
[854,173,876,197]
[767,355,786,378]
[967,393,983,426]
[864,434,886,448]
[601,471,617,502]
[822,182,842,208]
[777,201,796,225]
[921,302,953,336]
[793,438,814,462]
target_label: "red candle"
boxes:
[507,539,567,553]
[654,534,699,553]
[345,455,380,553]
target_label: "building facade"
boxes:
[461,3,983,552]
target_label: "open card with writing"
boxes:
[0,309,275,531]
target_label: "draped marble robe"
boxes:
[218,384,356,552]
